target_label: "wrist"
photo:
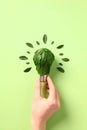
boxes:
[31,118,46,130]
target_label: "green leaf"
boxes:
[27,51,30,54]
[62,58,70,62]
[36,41,40,45]
[24,67,32,72]
[51,41,54,45]
[33,48,55,76]
[59,53,64,56]
[43,34,47,43]
[57,67,65,73]
[26,43,33,48]
[57,44,64,49]
[19,56,28,60]
[26,62,30,64]
[59,63,63,66]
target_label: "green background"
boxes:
[0,0,87,130]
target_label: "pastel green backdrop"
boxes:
[0,0,87,130]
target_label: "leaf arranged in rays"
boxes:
[43,34,47,43]
[26,43,34,48]
[36,41,40,45]
[19,56,28,60]
[57,67,65,73]
[62,58,70,62]
[59,63,63,66]
[26,62,30,64]
[57,44,64,49]
[51,41,54,45]
[24,67,32,72]
[59,53,64,56]
[27,51,30,54]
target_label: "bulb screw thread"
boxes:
[40,75,47,82]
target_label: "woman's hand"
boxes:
[31,76,60,130]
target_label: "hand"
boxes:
[31,76,60,130]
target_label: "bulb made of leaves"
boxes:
[19,34,70,74]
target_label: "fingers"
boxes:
[34,78,41,98]
[46,76,55,88]
[47,76,56,99]
[47,76,60,108]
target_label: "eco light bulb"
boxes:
[33,48,55,98]
[33,48,55,77]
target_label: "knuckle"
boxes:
[49,99,56,107]
[49,100,61,110]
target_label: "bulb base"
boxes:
[40,75,47,82]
